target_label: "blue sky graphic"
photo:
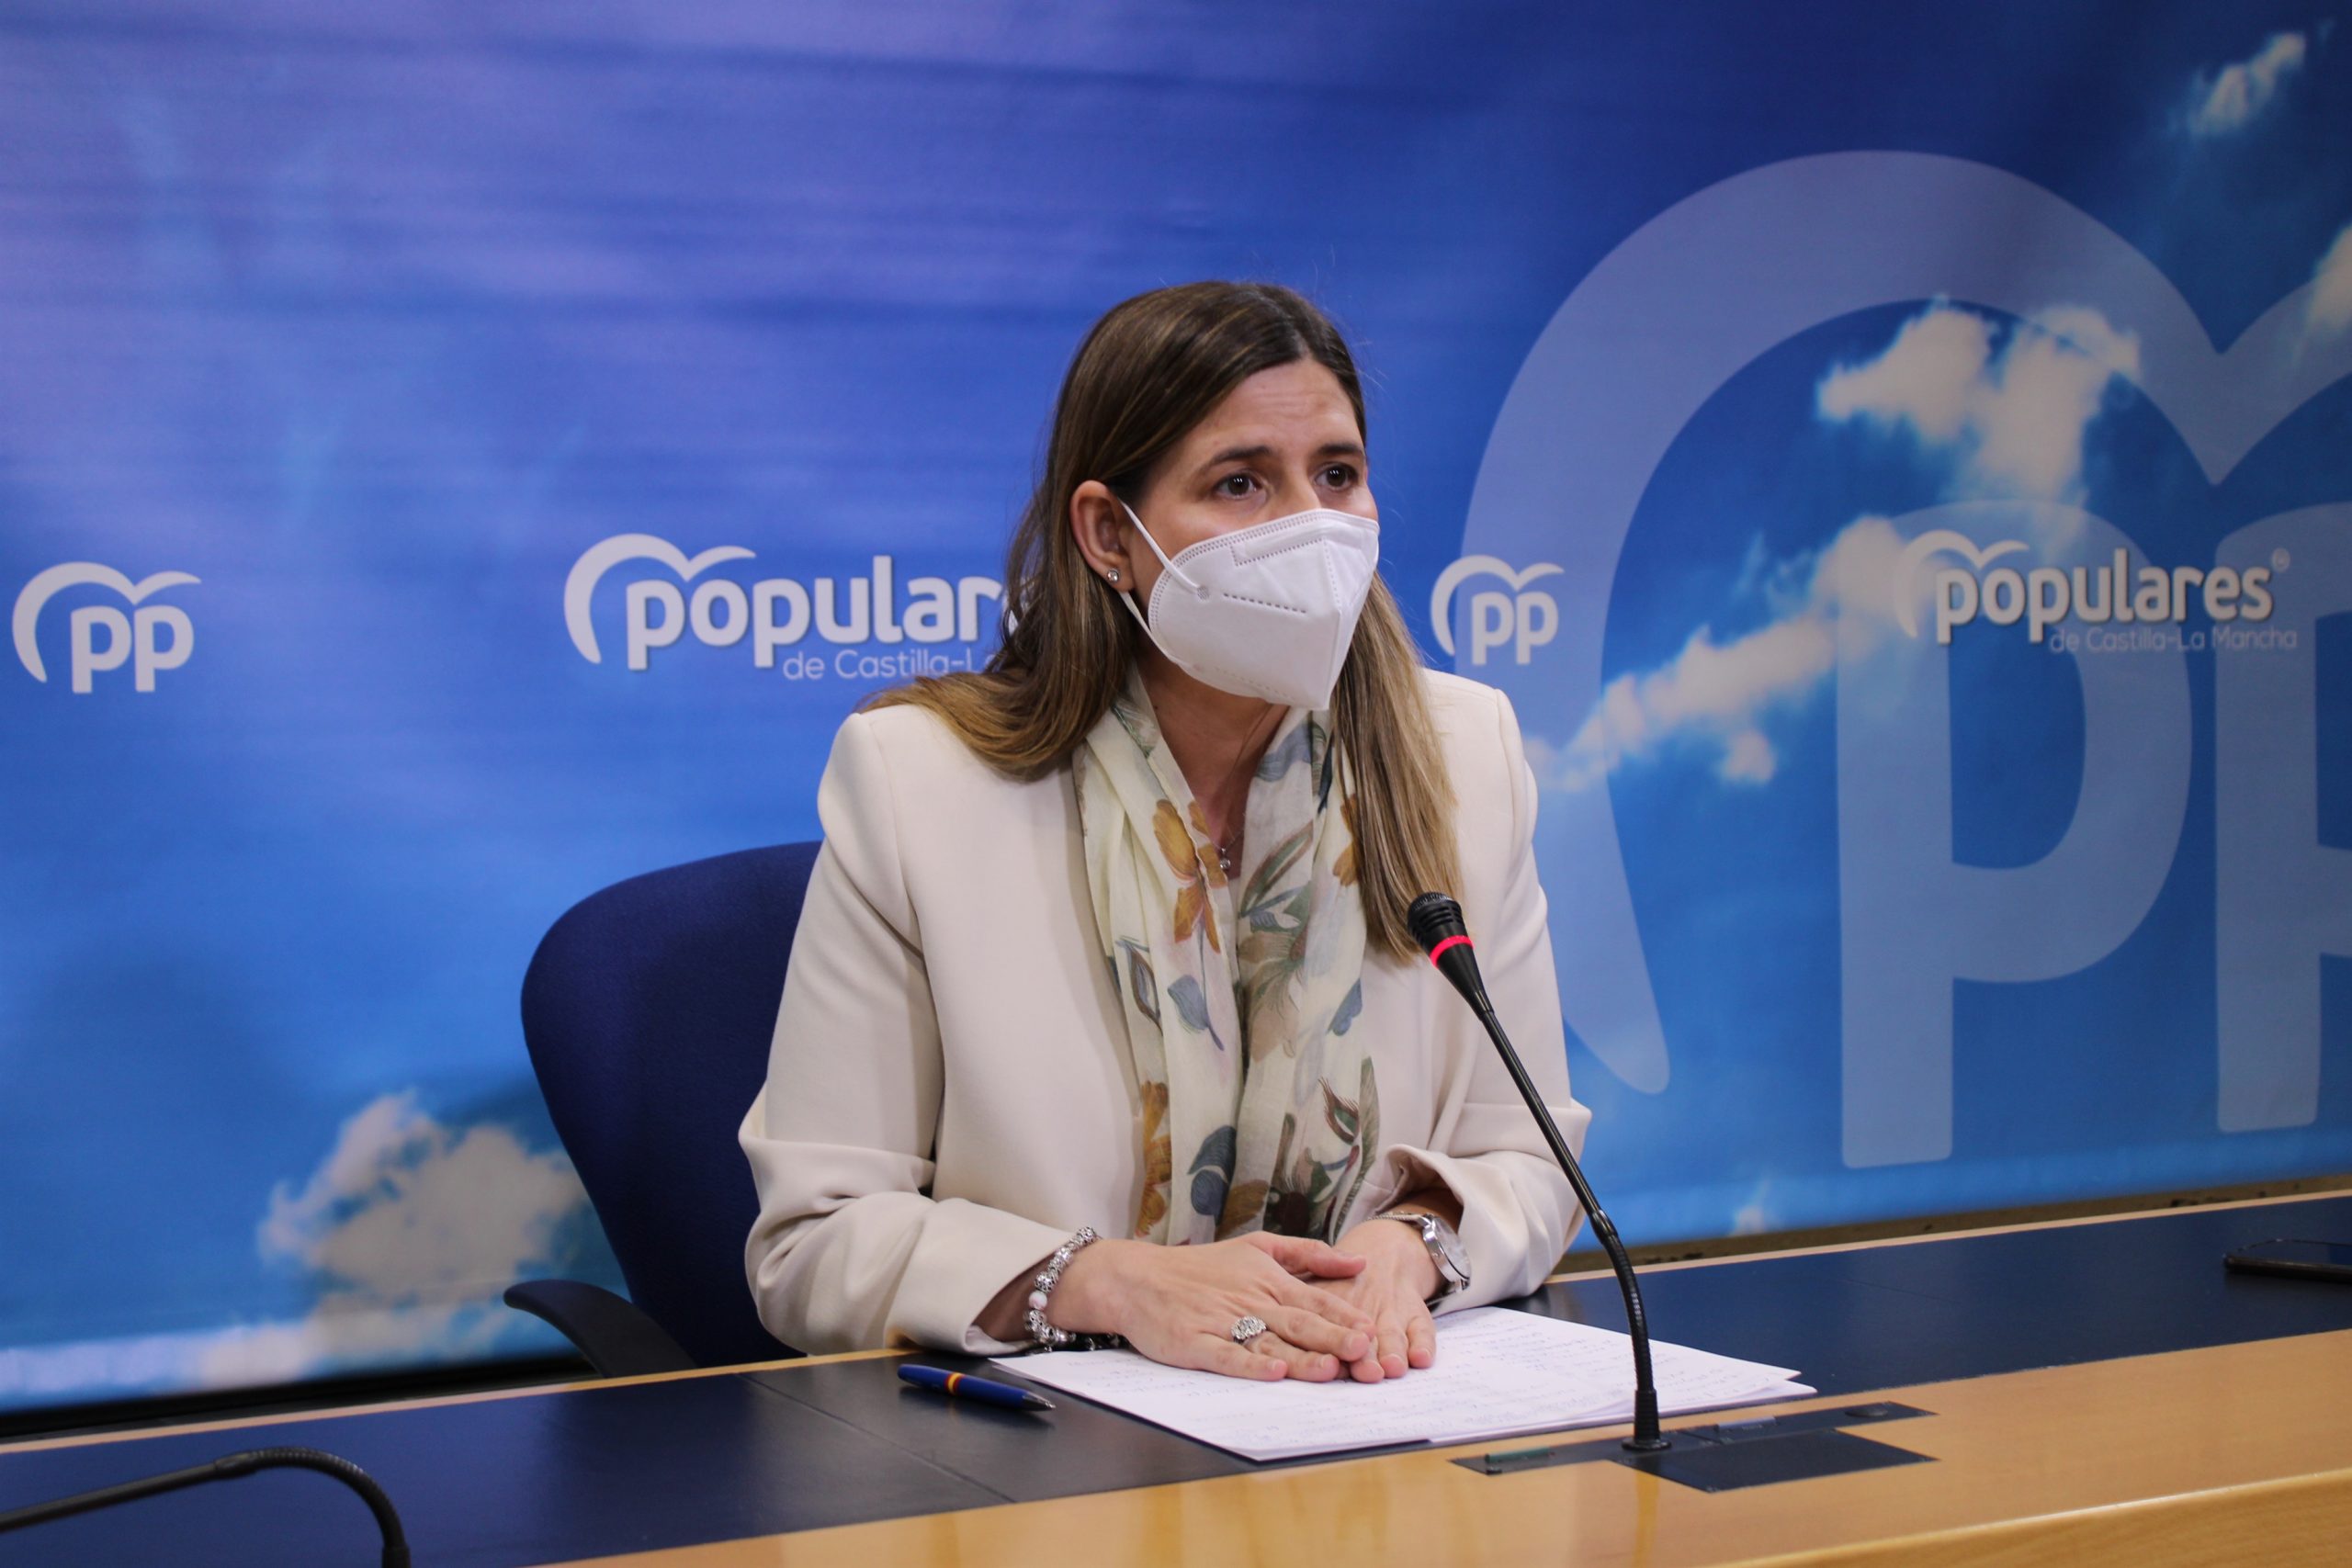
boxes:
[1,1,2347,1407]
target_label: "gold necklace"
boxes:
[1208,705,1281,879]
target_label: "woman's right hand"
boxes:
[1052,1235,1376,1381]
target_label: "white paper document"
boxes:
[996,1307,1811,1461]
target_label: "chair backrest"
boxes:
[519,840,821,1368]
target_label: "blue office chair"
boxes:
[506,840,821,1375]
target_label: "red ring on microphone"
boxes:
[1427,934,1473,965]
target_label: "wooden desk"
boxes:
[573,1330,2352,1568]
[6,1193,2351,1566]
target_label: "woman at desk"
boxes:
[741,282,1589,1384]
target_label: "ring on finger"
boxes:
[1230,1315,1268,1345]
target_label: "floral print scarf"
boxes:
[1075,673,1377,1246]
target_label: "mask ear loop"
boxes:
[1113,500,1198,637]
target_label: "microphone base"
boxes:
[1615,1426,1928,1493]
[1464,1401,1936,1491]
[1621,1387,1668,1451]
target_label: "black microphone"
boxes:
[0,1445,411,1566]
[1407,891,1669,1453]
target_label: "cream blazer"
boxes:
[739,670,1590,1356]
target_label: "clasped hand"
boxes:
[1051,1220,1440,1382]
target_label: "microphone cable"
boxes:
[0,1443,411,1566]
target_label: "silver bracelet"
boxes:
[1023,1226,1125,1350]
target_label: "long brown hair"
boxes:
[872,281,1458,959]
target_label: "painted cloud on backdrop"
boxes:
[2311,223,2352,340]
[1814,304,2138,505]
[198,1092,591,1387]
[2181,31,2311,140]
[1529,302,2136,795]
[0,1093,594,1402]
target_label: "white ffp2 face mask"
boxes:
[1116,501,1380,709]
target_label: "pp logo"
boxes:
[13,563,198,694]
[1430,556,1563,666]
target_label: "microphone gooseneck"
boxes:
[1406,892,1669,1453]
[0,1445,411,1567]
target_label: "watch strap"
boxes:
[1380,1209,1469,1303]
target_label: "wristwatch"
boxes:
[1379,1209,1470,1305]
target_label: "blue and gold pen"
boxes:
[898,1364,1056,1412]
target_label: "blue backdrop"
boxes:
[4,2,2348,1412]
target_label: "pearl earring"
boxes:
[1106,569,1121,583]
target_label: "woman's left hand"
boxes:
[1317,1215,1442,1382]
